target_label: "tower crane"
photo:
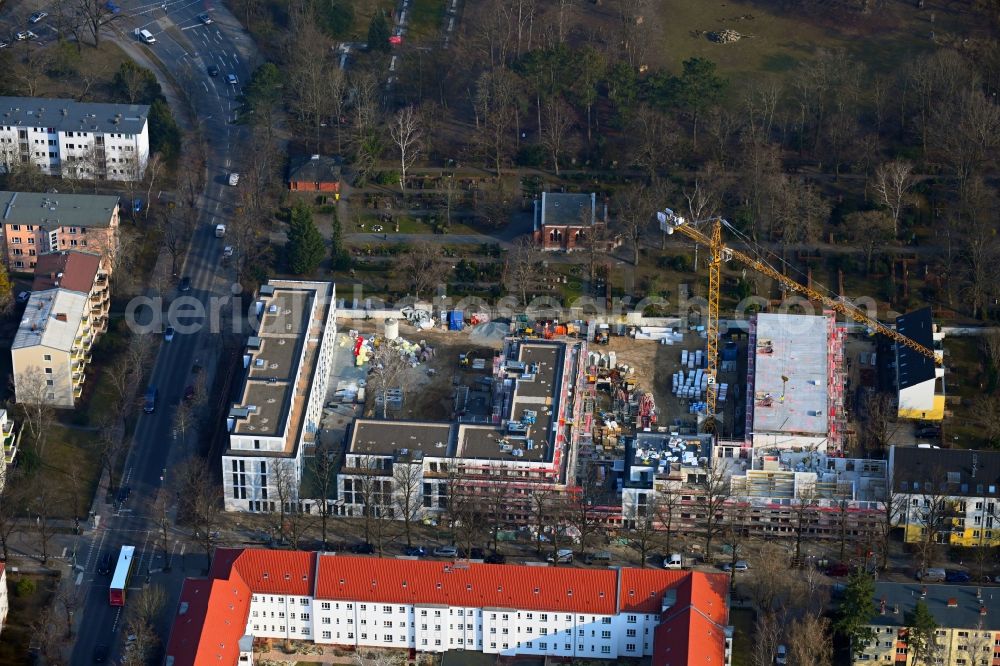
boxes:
[656,209,941,427]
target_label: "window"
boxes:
[43,354,52,361]
[322,618,331,625]
[601,646,611,654]
[321,631,331,639]
[601,631,611,639]
[44,368,52,374]
[321,602,331,610]
[602,617,612,624]
[540,643,547,650]
[627,629,637,637]
[626,644,637,652]
[383,605,392,613]
[627,615,637,623]
[384,635,392,642]
[301,613,310,621]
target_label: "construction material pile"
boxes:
[709,29,742,43]
[346,330,436,368]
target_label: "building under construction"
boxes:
[337,338,592,527]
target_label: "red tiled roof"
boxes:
[315,555,618,614]
[164,577,251,666]
[230,548,316,596]
[619,568,689,614]
[652,572,730,666]
[32,251,101,293]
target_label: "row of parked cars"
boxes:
[916,567,972,583]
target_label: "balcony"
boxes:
[72,372,86,387]
[2,422,20,466]
[73,385,83,399]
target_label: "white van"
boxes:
[215,224,226,238]
[664,553,684,569]
[228,172,240,186]
[137,29,156,44]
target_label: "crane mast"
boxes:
[657,209,940,428]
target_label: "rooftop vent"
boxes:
[947,598,958,608]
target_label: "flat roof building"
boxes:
[340,338,588,525]
[222,281,337,513]
[745,312,845,453]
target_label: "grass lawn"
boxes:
[651,0,942,78]
[0,572,59,666]
[729,607,755,666]
[27,39,131,102]
[347,0,396,41]
[943,335,990,449]
[347,212,476,236]
[41,424,103,518]
[406,0,446,41]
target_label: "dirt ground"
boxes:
[345,320,505,421]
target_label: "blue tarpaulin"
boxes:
[448,311,464,330]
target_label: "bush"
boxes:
[15,578,36,597]
[374,171,399,186]
[516,144,546,168]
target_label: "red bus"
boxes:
[109,546,135,606]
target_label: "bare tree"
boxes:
[786,614,833,666]
[699,463,731,556]
[876,472,906,571]
[175,456,223,568]
[143,153,165,221]
[393,460,423,547]
[75,0,123,46]
[791,489,820,563]
[389,105,422,193]
[28,606,63,663]
[0,474,26,562]
[12,41,53,97]
[367,343,410,420]
[269,459,308,548]
[121,585,165,666]
[872,160,915,237]
[157,208,197,277]
[751,610,781,666]
[398,241,450,299]
[540,96,573,175]
[151,488,173,571]
[625,494,662,568]
[473,67,517,176]
[503,236,540,305]
[844,210,894,274]
[11,367,56,459]
[308,442,342,549]
[29,478,60,565]
[56,585,83,639]
[615,185,652,266]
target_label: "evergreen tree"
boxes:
[149,99,181,161]
[287,203,325,275]
[0,262,12,313]
[834,570,877,658]
[367,11,391,53]
[907,600,939,665]
[330,210,350,271]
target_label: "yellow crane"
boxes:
[656,209,941,426]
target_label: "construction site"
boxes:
[307,207,953,557]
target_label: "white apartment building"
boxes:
[165,549,733,665]
[222,281,337,513]
[0,97,150,181]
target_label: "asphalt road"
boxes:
[57,2,256,664]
